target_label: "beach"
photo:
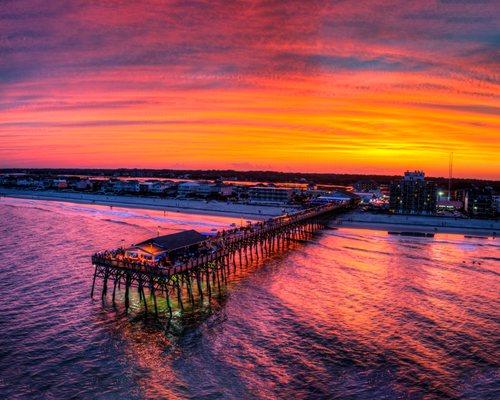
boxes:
[2,189,498,236]
[336,211,499,236]
[0,188,298,220]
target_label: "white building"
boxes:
[248,186,293,205]
[312,190,358,205]
[16,178,32,187]
[150,181,174,193]
[177,181,219,198]
[74,179,92,190]
[138,181,174,194]
[113,180,139,193]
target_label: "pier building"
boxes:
[91,200,357,318]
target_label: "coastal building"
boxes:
[16,178,33,187]
[177,181,232,198]
[389,171,437,215]
[248,186,293,205]
[178,181,217,198]
[52,179,68,189]
[306,189,332,205]
[125,230,206,262]
[353,179,379,193]
[150,181,174,193]
[139,182,155,193]
[379,184,390,197]
[218,184,233,197]
[112,179,140,193]
[464,187,495,219]
[436,199,463,212]
[136,180,175,194]
[73,179,92,190]
[38,178,52,190]
[353,192,377,204]
[310,190,358,205]
[453,189,467,204]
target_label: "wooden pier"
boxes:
[91,200,356,318]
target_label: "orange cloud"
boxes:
[1,1,499,178]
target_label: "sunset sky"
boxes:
[1,0,499,178]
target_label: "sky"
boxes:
[1,0,499,179]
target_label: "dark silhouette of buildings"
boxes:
[353,179,379,192]
[464,187,495,219]
[389,171,437,215]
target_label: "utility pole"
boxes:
[448,152,453,201]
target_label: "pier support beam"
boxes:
[165,284,173,318]
[112,275,119,305]
[176,281,184,311]
[124,273,131,312]
[90,202,354,317]
[90,265,98,298]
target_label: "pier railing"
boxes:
[91,201,351,277]
[90,200,357,315]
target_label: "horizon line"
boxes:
[1,167,498,182]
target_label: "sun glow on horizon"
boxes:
[1,1,499,179]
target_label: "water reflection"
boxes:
[0,198,499,399]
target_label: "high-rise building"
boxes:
[464,187,495,219]
[389,171,437,214]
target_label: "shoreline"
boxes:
[335,212,499,236]
[0,189,298,220]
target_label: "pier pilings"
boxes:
[91,202,355,318]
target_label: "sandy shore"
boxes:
[0,189,299,220]
[335,211,499,236]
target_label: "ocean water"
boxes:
[0,198,498,399]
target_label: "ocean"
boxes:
[0,198,498,399]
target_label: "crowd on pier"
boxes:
[92,202,343,272]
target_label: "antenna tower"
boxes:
[448,152,453,201]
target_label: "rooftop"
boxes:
[134,229,206,252]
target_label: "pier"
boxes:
[91,200,356,318]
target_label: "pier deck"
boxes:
[91,200,356,317]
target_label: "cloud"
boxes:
[0,0,498,178]
[275,53,434,73]
[0,119,203,128]
[410,103,500,116]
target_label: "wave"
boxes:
[456,262,500,278]
[479,256,500,261]
[101,218,147,229]
[402,253,434,263]
[342,246,392,256]
[323,231,374,243]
